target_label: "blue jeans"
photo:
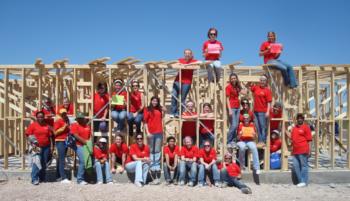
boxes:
[94,160,113,183]
[198,163,220,184]
[56,141,67,180]
[125,161,150,183]
[163,165,178,182]
[293,154,309,184]
[93,120,108,132]
[111,110,127,131]
[207,60,222,82]
[74,146,85,183]
[147,133,163,171]
[220,169,248,189]
[237,141,260,171]
[267,59,298,88]
[127,112,143,134]
[31,146,50,183]
[179,161,198,183]
[254,112,267,143]
[199,133,214,148]
[171,82,191,115]
[228,108,240,143]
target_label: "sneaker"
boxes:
[187,181,194,187]
[60,179,71,184]
[78,181,88,185]
[169,114,175,118]
[165,180,171,186]
[221,182,228,188]
[241,187,252,194]
[32,180,39,185]
[96,182,103,184]
[179,181,185,186]
[107,181,114,185]
[297,183,306,187]
[197,183,204,187]
[135,181,143,187]
[173,180,178,185]
[214,182,221,188]
[151,178,160,185]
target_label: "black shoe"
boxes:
[241,187,252,194]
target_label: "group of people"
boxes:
[25,28,312,190]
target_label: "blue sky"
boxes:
[0,0,349,65]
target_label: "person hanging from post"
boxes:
[127,79,144,136]
[203,27,224,83]
[26,111,54,185]
[143,96,166,184]
[111,79,128,132]
[259,31,298,89]
[93,82,109,133]
[285,113,312,187]
[170,49,199,118]
[226,73,247,144]
[199,103,215,148]
[247,74,272,147]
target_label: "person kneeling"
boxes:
[93,137,113,184]
[221,153,252,194]
[198,141,220,187]
[125,134,151,187]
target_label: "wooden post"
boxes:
[347,71,350,168]
[21,68,26,169]
[330,71,335,168]
[315,70,320,169]
[3,69,9,169]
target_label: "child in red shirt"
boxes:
[286,113,312,187]
[93,137,113,184]
[220,153,252,194]
[203,27,224,83]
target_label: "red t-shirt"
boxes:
[237,123,256,141]
[270,137,282,153]
[25,122,51,147]
[202,40,224,60]
[225,84,240,109]
[32,108,56,127]
[182,111,197,137]
[112,90,128,111]
[94,92,109,118]
[144,108,163,134]
[109,143,129,159]
[270,108,282,130]
[93,145,108,160]
[199,148,217,164]
[53,118,69,141]
[70,123,91,146]
[57,104,74,116]
[174,58,198,84]
[291,124,312,155]
[225,162,241,177]
[126,144,150,164]
[130,91,142,113]
[181,145,199,159]
[239,110,254,123]
[163,145,180,165]
[260,41,279,64]
[200,119,214,135]
[251,85,272,113]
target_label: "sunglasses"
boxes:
[136,138,143,140]
[209,33,217,36]
[204,145,210,147]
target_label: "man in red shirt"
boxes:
[259,31,298,88]
[179,136,199,186]
[26,111,53,185]
[286,113,312,187]
[163,136,180,185]
[249,75,272,145]
[93,82,109,132]
[93,137,113,184]
[220,153,252,194]
[125,134,151,187]
[198,141,220,187]
[70,112,91,185]
[170,49,199,117]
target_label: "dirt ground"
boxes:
[0,180,350,201]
